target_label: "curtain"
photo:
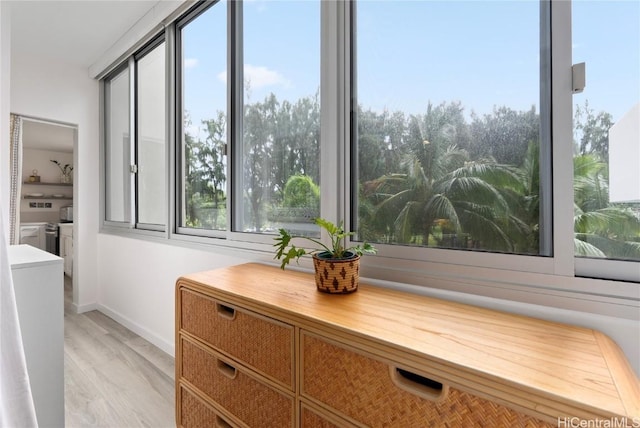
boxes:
[9,114,23,246]
[0,208,38,427]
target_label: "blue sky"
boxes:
[182,0,639,138]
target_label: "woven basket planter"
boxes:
[312,252,361,294]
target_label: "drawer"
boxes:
[300,402,354,428]
[180,336,295,428]
[179,288,294,389]
[177,384,236,428]
[301,332,554,428]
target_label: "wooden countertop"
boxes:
[177,263,640,423]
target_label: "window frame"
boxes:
[99,0,639,318]
[345,0,565,275]
[100,35,168,235]
[174,0,229,240]
[345,0,639,285]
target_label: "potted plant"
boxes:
[50,160,73,184]
[273,218,376,294]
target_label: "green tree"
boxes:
[360,107,527,252]
[356,107,408,183]
[574,100,613,160]
[183,111,227,229]
[469,106,538,166]
[573,154,640,259]
[199,112,227,229]
[272,92,320,199]
[282,174,320,209]
[242,92,321,231]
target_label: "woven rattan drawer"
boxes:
[179,288,294,389]
[301,332,554,428]
[180,336,295,427]
[177,384,237,428]
[300,402,354,428]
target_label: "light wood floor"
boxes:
[64,277,175,427]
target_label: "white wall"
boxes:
[20,149,74,223]
[10,53,99,311]
[0,2,11,240]
[97,234,249,355]
[21,149,73,184]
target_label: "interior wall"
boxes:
[10,53,99,311]
[0,3,11,239]
[97,234,250,355]
[20,149,74,223]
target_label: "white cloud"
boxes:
[184,58,199,69]
[216,70,227,84]
[217,64,291,89]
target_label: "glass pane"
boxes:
[137,41,166,227]
[180,1,227,231]
[105,67,131,223]
[237,0,321,236]
[573,1,640,262]
[353,0,545,255]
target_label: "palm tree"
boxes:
[573,154,640,259]
[360,113,531,253]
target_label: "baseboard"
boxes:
[96,303,175,357]
[75,302,98,313]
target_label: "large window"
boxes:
[352,1,549,257]
[101,0,639,301]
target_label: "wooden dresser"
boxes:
[175,263,640,427]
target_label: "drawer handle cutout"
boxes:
[390,367,448,402]
[216,303,236,320]
[217,359,238,379]
[216,415,233,428]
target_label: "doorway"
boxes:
[15,116,78,308]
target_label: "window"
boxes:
[177,1,228,233]
[175,0,321,236]
[101,0,639,298]
[234,0,321,236]
[136,39,167,228]
[572,0,640,280]
[352,1,549,257]
[102,36,167,230]
[104,65,131,224]
[349,0,638,283]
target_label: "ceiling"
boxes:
[10,1,165,152]
[9,0,161,69]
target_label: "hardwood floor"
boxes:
[64,277,175,427]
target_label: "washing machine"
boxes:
[19,223,46,251]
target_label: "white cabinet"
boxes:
[59,223,73,277]
[19,223,46,251]
[9,245,64,428]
